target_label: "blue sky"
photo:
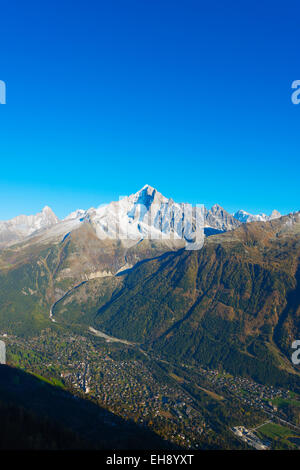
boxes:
[0,0,299,219]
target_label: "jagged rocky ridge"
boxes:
[0,185,284,248]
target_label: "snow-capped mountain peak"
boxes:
[80,185,204,247]
[140,183,156,192]
[233,209,281,223]
[64,209,86,221]
[270,210,282,220]
[130,184,169,206]
[0,206,59,247]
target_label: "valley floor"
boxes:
[2,326,300,450]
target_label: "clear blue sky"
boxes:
[0,0,299,219]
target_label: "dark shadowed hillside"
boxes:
[0,365,175,450]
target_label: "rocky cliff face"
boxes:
[205,204,240,231]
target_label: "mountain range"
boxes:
[0,185,283,249]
